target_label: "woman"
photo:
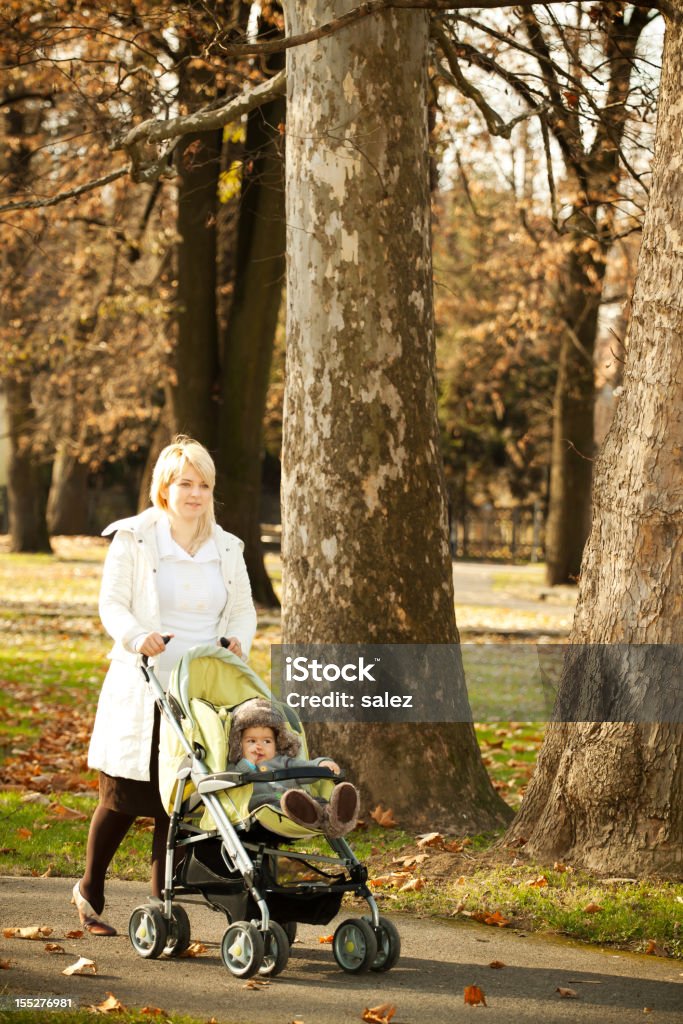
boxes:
[72,436,257,935]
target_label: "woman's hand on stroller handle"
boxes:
[140,633,173,665]
[219,635,242,658]
[318,759,341,774]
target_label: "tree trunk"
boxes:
[215,74,285,608]
[507,9,683,875]
[47,444,89,535]
[6,377,52,553]
[545,218,606,585]
[281,0,510,831]
[171,123,223,444]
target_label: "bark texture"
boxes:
[507,8,683,875]
[6,377,52,553]
[282,1,509,830]
[215,66,285,608]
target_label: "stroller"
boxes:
[128,643,400,979]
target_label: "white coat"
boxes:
[88,506,257,781]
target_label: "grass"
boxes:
[0,542,680,962]
[0,1010,239,1024]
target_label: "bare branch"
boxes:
[0,167,129,213]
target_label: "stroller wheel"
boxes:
[221,921,264,978]
[128,905,168,960]
[163,905,192,958]
[332,918,378,974]
[259,921,290,977]
[364,915,401,972]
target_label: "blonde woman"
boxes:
[72,437,256,935]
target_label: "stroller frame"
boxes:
[131,650,398,979]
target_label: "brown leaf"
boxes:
[3,926,53,940]
[527,875,548,888]
[65,929,84,939]
[90,992,125,1012]
[48,803,87,820]
[645,940,667,957]
[398,877,425,893]
[370,805,398,828]
[0,959,13,969]
[553,861,568,873]
[556,987,579,998]
[62,956,97,976]
[318,935,333,944]
[44,943,66,954]
[489,960,506,969]
[464,985,487,1006]
[243,978,269,989]
[416,831,444,849]
[16,827,32,840]
[583,902,602,914]
[140,1008,166,1016]
[361,1003,396,1024]
[179,941,206,957]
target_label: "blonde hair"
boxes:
[150,436,216,553]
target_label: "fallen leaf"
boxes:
[318,935,333,944]
[370,805,398,828]
[416,831,444,849]
[645,940,667,957]
[0,959,13,969]
[553,861,567,872]
[527,875,548,888]
[456,875,467,885]
[480,911,510,928]
[65,929,84,939]
[556,987,578,998]
[583,902,602,914]
[179,941,206,957]
[489,960,506,969]
[464,985,487,1006]
[45,943,66,953]
[140,1008,166,1016]
[16,828,32,840]
[361,1003,396,1024]
[398,877,425,893]
[90,992,125,1012]
[62,956,97,976]
[40,866,54,878]
[3,926,53,940]
[244,978,269,989]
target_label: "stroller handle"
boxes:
[141,634,173,668]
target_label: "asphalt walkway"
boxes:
[1,877,680,1023]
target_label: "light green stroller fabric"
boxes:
[157,645,334,837]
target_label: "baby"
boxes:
[227,698,359,838]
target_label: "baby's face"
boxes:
[241,726,276,764]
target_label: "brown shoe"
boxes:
[280,789,324,830]
[324,783,360,838]
[71,881,117,937]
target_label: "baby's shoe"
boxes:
[324,782,360,838]
[280,789,324,830]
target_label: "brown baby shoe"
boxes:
[280,789,324,830]
[323,782,360,838]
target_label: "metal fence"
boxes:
[450,502,545,562]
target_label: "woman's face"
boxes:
[165,461,212,524]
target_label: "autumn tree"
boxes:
[432,3,657,583]
[506,1,682,876]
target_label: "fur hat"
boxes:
[228,698,301,763]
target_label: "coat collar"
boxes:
[101,506,162,537]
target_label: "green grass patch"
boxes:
[0,792,156,881]
[0,1010,240,1024]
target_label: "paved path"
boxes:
[1,878,681,1023]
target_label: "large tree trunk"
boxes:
[507,9,683,876]
[215,63,285,608]
[6,377,52,552]
[47,443,89,535]
[172,122,223,445]
[281,1,510,831]
[544,216,606,585]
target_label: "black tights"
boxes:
[80,805,168,914]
